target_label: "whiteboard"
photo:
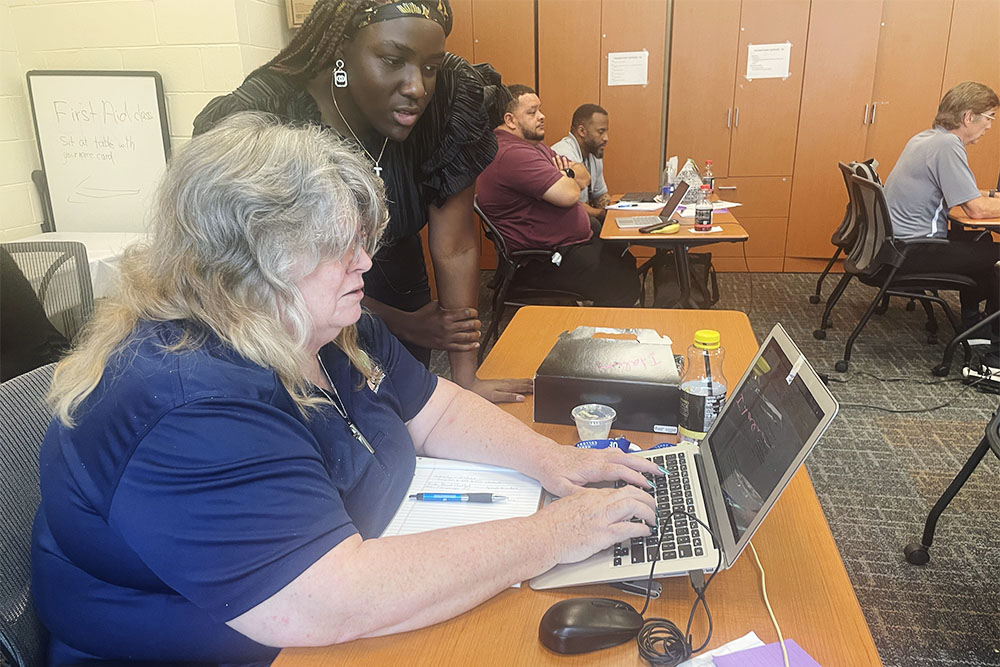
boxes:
[27,70,171,233]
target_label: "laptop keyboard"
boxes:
[612,452,707,566]
[620,191,660,202]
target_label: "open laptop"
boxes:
[615,181,690,229]
[530,323,839,590]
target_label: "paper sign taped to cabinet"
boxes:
[746,42,791,80]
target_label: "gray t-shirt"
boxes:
[551,134,607,205]
[884,126,980,239]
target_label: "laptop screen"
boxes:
[706,336,827,546]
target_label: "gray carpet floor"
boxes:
[434,270,1000,667]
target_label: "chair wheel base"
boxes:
[905,301,916,311]
[932,364,949,377]
[834,360,848,373]
[904,542,930,565]
[927,334,939,345]
[874,305,889,315]
[809,295,821,304]
[813,329,827,340]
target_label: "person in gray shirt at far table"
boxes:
[885,81,1000,336]
[551,104,611,222]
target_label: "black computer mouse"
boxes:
[538,597,644,654]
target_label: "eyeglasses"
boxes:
[981,111,996,122]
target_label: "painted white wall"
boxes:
[0,0,292,240]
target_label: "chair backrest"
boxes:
[1,242,94,341]
[833,159,882,247]
[472,197,520,277]
[846,174,905,277]
[0,363,55,667]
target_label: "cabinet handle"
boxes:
[863,103,869,124]
[717,186,737,190]
[734,107,739,128]
[727,108,732,129]
[871,102,877,124]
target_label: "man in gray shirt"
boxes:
[885,81,1000,331]
[552,104,610,222]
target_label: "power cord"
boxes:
[740,237,754,316]
[634,510,722,666]
[836,374,988,414]
[749,541,789,667]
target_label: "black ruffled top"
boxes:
[192,54,507,309]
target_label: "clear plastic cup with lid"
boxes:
[571,403,617,441]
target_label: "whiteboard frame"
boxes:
[26,69,172,232]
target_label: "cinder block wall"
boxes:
[0,0,292,240]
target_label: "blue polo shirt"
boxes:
[31,314,436,665]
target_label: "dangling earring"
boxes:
[333,59,349,88]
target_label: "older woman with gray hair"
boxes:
[31,112,659,665]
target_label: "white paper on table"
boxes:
[607,202,664,211]
[746,42,792,80]
[381,457,543,537]
[676,631,765,666]
[677,201,741,217]
[608,50,648,86]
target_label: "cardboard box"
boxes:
[533,326,681,434]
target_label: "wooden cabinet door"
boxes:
[729,0,809,177]
[665,0,741,178]
[600,0,669,191]
[785,0,882,260]
[447,0,475,62]
[864,0,953,180]
[472,0,535,87]
[538,0,602,140]
[942,0,1000,188]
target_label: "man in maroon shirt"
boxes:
[476,85,639,306]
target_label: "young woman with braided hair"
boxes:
[194,0,530,403]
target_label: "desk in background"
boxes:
[948,206,1000,230]
[275,306,881,667]
[602,201,749,308]
[18,231,145,300]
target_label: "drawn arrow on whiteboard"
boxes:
[68,176,140,203]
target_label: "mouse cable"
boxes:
[635,510,723,666]
[749,541,789,667]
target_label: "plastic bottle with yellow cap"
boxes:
[678,329,728,444]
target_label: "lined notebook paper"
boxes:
[380,457,544,537]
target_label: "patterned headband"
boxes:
[348,1,453,37]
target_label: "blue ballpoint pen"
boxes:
[409,493,508,503]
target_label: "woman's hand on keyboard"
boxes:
[528,444,663,498]
[536,486,657,565]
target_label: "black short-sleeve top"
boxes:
[192,55,507,308]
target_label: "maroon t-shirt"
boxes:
[476,129,592,253]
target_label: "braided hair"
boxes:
[269,0,370,83]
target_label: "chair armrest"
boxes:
[510,249,556,259]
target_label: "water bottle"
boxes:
[703,160,715,194]
[694,184,713,231]
[678,330,728,444]
[655,166,675,203]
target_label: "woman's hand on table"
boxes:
[468,377,533,403]
[534,485,657,565]
[528,444,663,498]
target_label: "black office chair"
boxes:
[0,363,56,666]
[473,198,584,363]
[1,241,94,341]
[809,159,881,306]
[832,175,974,372]
[904,408,1000,565]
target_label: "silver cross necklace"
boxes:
[330,85,388,178]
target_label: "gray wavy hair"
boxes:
[49,111,388,425]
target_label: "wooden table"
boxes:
[601,201,749,308]
[275,307,881,667]
[948,205,1000,228]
